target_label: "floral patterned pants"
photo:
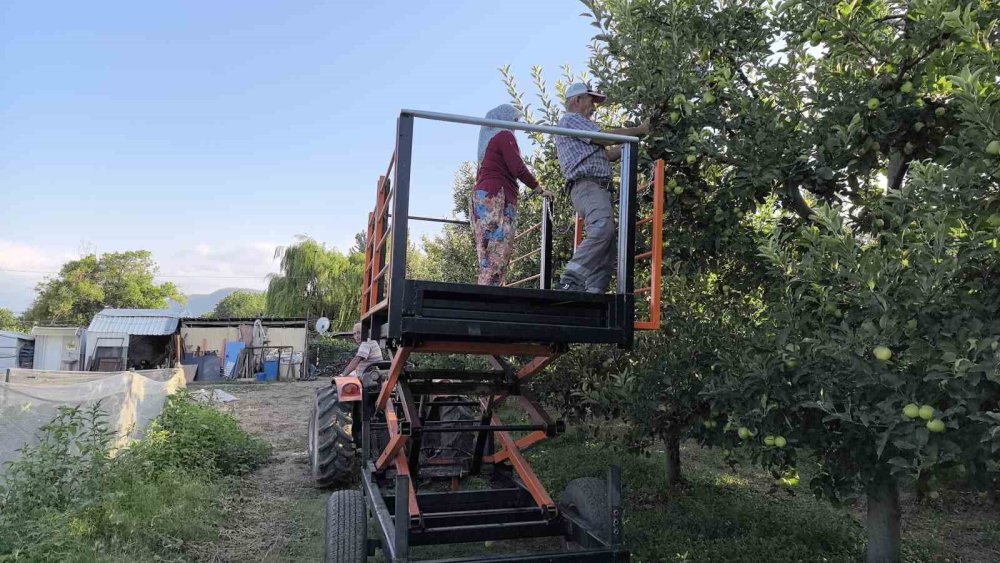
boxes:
[470,189,518,286]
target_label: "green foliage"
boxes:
[0,308,27,333]
[266,237,363,331]
[0,395,267,561]
[205,290,266,318]
[22,251,184,326]
[523,0,1000,557]
[413,163,479,284]
[139,392,271,476]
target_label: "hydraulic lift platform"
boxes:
[321,108,665,563]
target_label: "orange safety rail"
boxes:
[571,161,665,330]
[361,152,396,319]
[635,159,664,330]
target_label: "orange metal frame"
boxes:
[372,341,563,519]
[361,152,396,320]
[572,160,664,330]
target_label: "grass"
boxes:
[525,428,867,563]
[392,424,994,562]
[0,393,271,562]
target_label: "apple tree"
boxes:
[580,0,999,560]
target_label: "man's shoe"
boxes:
[556,279,586,292]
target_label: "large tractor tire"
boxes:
[324,489,368,563]
[559,477,610,544]
[310,386,356,488]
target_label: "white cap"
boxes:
[565,82,606,102]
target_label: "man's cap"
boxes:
[565,82,606,102]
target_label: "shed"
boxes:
[0,331,35,370]
[30,326,87,371]
[179,317,308,379]
[86,309,180,371]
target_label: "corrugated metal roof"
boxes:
[87,309,180,336]
[0,330,33,341]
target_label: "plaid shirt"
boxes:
[555,113,612,181]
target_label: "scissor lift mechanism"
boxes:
[348,109,664,562]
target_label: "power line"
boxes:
[0,268,280,280]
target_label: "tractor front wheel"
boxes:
[310,386,356,488]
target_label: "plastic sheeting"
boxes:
[0,368,186,481]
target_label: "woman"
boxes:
[471,104,553,286]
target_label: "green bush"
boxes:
[0,395,270,561]
[139,392,271,476]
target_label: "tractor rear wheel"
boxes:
[324,489,368,563]
[310,386,356,488]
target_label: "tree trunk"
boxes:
[866,478,901,563]
[663,427,682,487]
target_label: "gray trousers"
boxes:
[563,179,616,293]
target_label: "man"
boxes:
[555,82,649,293]
[335,322,384,383]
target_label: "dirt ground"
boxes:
[190,380,331,563]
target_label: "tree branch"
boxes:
[785,180,815,221]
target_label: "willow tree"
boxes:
[265,237,363,331]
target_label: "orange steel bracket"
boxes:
[378,400,420,518]
[376,347,412,411]
[376,433,408,472]
[635,159,665,331]
[491,415,557,514]
[574,214,584,249]
[484,430,547,465]
[516,354,562,380]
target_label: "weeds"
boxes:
[0,394,270,562]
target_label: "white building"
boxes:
[30,326,87,371]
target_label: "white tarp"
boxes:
[0,368,186,480]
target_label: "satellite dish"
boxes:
[314,317,330,334]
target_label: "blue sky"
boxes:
[0,1,596,312]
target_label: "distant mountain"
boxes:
[169,287,263,317]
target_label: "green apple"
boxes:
[764,435,775,447]
[873,346,892,362]
[703,92,716,104]
[810,30,822,45]
[673,94,687,106]
[784,358,798,369]
[738,426,751,440]
[914,98,925,108]
[987,140,1000,156]
[900,81,913,94]
[903,142,915,155]
[988,213,1000,227]
[867,98,880,110]
[926,418,945,433]
[928,490,940,499]
[686,154,697,164]
[673,186,684,195]
[913,121,925,132]
[903,403,920,419]
[918,405,934,420]
[670,111,680,122]
[935,106,946,117]
[785,477,800,487]
[774,436,787,448]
